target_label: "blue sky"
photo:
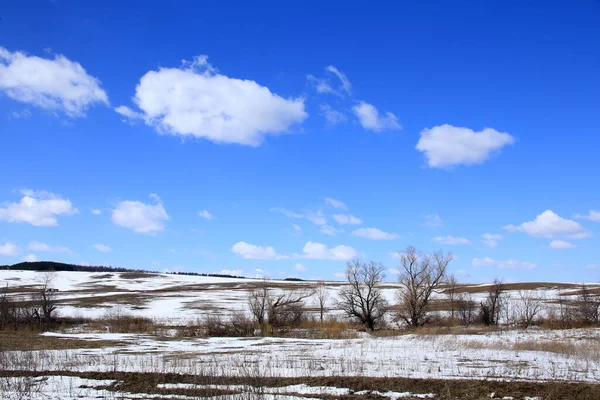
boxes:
[1,1,599,282]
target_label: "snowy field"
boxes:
[2,270,600,399]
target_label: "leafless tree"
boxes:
[456,293,477,326]
[338,260,388,331]
[445,274,459,322]
[247,284,269,325]
[576,283,600,324]
[267,289,313,329]
[30,271,58,326]
[517,290,545,328]
[396,246,452,328]
[314,281,329,323]
[480,279,505,326]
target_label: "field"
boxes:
[1,270,600,399]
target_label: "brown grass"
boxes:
[0,331,123,351]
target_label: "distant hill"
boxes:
[1,261,247,280]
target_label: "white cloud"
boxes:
[9,109,31,119]
[307,75,337,95]
[320,104,347,126]
[0,242,20,256]
[111,194,169,235]
[481,233,503,248]
[320,224,342,236]
[91,209,102,215]
[352,101,401,132]
[270,207,304,219]
[325,197,348,210]
[117,55,306,146]
[231,241,287,260]
[550,240,575,249]
[94,244,112,253]
[433,236,471,245]
[300,241,357,261]
[271,207,326,226]
[22,253,39,262]
[389,252,403,260]
[294,263,307,272]
[114,105,143,120]
[575,210,600,222]
[198,209,214,220]
[504,210,591,239]
[326,65,352,95]
[0,189,78,226]
[352,227,399,240]
[28,241,72,254]
[472,257,537,270]
[0,47,108,117]
[423,214,443,228]
[416,124,515,168]
[305,211,327,226]
[292,224,302,232]
[332,214,362,225]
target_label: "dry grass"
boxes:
[0,331,123,351]
[119,272,159,279]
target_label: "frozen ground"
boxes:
[0,328,596,383]
[0,270,592,325]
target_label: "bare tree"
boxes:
[314,281,329,323]
[517,290,545,328]
[445,274,459,322]
[456,293,477,326]
[31,271,58,327]
[247,284,269,326]
[338,260,388,331]
[480,279,505,326]
[576,284,600,324]
[396,246,452,328]
[267,290,313,329]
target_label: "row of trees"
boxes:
[246,246,600,332]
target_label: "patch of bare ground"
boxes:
[119,272,160,279]
[0,331,123,351]
[1,370,599,399]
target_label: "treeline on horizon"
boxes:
[0,261,257,280]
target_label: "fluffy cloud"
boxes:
[324,197,347,210]
[481,233,503,248]
[352,101,401,132]
[504,210,591,239]
[111,194,169,235]
[550,240,575,249]
[198,209,214,220]
[416,124,515,168]
[0,242,20,256]
[320,104,347,126]
[352,227,399,240]
[220,269,243,276]
[300,241,357,260]
[0,189,78,226]
[433,236,471,245]
[91,209,102,215]
[28,241,72,254]
[94,244,112,253]
[292,224,302,232]
[22,254,39,262]
[116,55,306,146]
[332,214,362,225]
[294,263,307,272]
[231,241,287,260]
[575,210,600,222]
[473,257,537,270]
[271,207,327,226]
[9,109,31,119]
[0,47,108,117]
[423,214,443,228]
[270,207,304,219]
